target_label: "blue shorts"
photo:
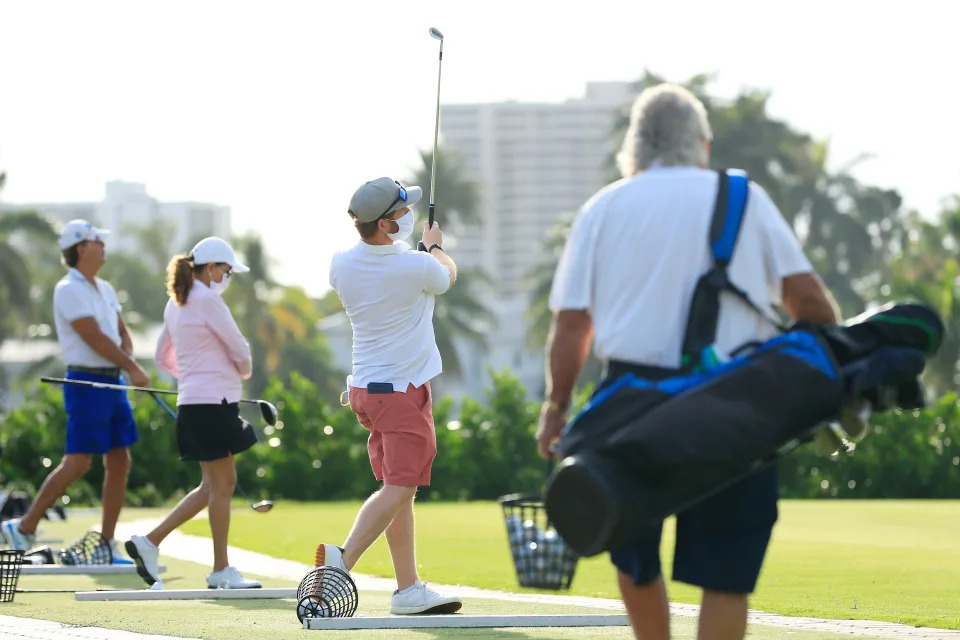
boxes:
[63,371,139,455]
[609,463,779,594]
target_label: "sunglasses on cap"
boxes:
[377,181,408,220]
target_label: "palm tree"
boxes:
[884,200,960,395]
[405,147,482,227]
[0,205,59,392]
[608,71,904,319]
[523,214,602,385]
[432,268,496,379]
[223,234,284,396]
[404,147,494,378]
[525,214,574,349]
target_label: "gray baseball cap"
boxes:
[348,177,422,223]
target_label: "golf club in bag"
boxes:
[40,377,275,513]
[418,26,444,253]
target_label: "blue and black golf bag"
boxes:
[543,169,944,558]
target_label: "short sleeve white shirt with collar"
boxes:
[549,166,813,368]
[53,268,123,367]
[330,240,451,391]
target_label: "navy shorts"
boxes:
[63,371,139,455]
[610,463,779,594]
[597,363,779,594]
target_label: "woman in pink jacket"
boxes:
[125,236,260,590]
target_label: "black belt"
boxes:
[67,365,122,377]
[604,360,685,383]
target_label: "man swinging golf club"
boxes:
[1,220,148,564]
[125,236,261,589]
[316,177,462,615]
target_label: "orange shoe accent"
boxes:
[314,544,324,568]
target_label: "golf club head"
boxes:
[258,400,278,426]
[429,27,444,40]
[252,500,274,513]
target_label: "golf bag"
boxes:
[0,489,67,524]
[543,169,944,558]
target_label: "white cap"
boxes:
[190,236,250,273]
[58,219,110,250]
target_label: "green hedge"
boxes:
[1,372,958,506]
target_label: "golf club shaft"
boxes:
[235,481,259,510]
[41,376,263,407]
[429,34,443,227]
[145,392,269,512]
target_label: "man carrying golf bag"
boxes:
[1,220,149,564]
[536,84,839,640]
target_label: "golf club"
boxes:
[144,391,274,515]
[235,482,274,513]
[419,26,444,252]
[40,376,278,426]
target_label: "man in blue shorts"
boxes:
[536,85,840,640]
[1,220,150,563]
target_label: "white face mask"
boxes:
[387,210,414,241]
[211,273,231,295]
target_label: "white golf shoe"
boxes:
[0,518,36,551]
[206,566,261,589]
[125,535,161,586]
[390,581,462,615]
[313,543,348,572]
[109,538,134,565]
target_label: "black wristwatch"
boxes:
[427,244,443,254]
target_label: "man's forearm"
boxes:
[545,311,594,409]
[119,329,133,355]
[86,332,139,371]
[431,249,457,285]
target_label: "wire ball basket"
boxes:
[58,531,112,565]
[295,566,359,622]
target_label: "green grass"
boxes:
[180,499,960,630]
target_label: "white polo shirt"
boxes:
[53,268,123,368]
[549,166,813,368]
[329,240,451,391]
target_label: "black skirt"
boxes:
[176,400,257,462]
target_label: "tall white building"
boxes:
[439,82,635,399]
[3,181,231,255]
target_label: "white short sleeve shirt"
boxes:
[329,240,451,390]
[53,268,124,367]
[549,166,813,368]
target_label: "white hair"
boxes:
[616,83,713,177]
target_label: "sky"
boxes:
[1,0,958,297]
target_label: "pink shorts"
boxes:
[348,383,437,487]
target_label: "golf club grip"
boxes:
[417,203,436,252]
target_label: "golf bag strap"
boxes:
[681,170,785,369]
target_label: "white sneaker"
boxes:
[109,539,134,565]
[125,535,161,586]
[314,543,348,572]
[206,566,261,589]
[0,518,36,551]
[390,581,462,615]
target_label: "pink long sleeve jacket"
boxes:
[155,281,253,405]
